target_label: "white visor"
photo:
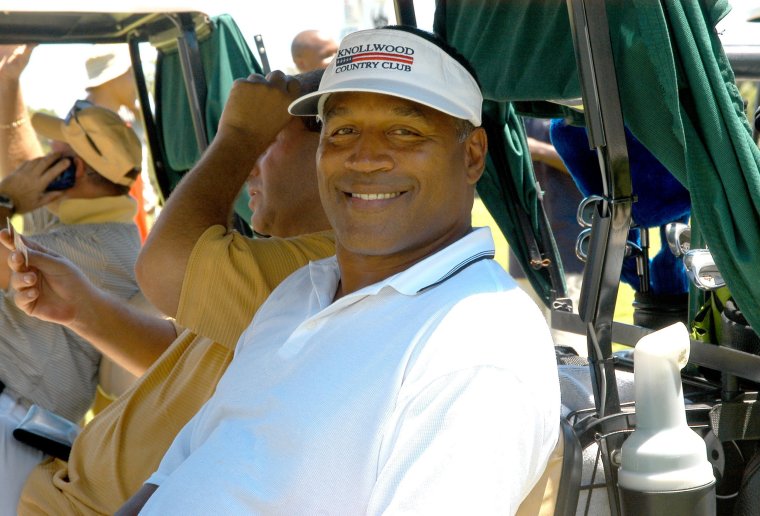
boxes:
[289,28,482,127]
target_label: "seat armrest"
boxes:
[12,404,81,460]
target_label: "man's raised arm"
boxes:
[0,45,42,176]
[2,230,177,375]
[136,72,300,317]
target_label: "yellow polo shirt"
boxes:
[18,227,335,515]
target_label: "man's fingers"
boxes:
[9,268,37,291]
[244,70,299,97]
[268,71,301,96]
[1,230,55,258]
[285,75,301,96]
[16,153,62,178]
[39,191,65,206]
[12,286,38,315]
[242,71,266,83]
[0,229,13,250]
[8,250,26,272]
[7,239,63,272]
[41,157,70,180]
[37,153,64,174]
[265,70,286,83]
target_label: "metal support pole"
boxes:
[127,37,171,201]
[566,0,635,513]
[171,13,209,154]
[393,0,417,27]
[254,34,271,75]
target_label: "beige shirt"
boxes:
[0,196,140,421]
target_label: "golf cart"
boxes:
[3,1,760,514]
[428,0,760,514]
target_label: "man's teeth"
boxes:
[351,192,400,200]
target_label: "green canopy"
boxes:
[435,0,760,331]
[155,14,262,222]
[478,101,566,305]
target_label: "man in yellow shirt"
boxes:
[3,70,335,514]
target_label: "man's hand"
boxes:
[0,153,68,214]
[0,45,35,84]
[0,229,93,325]
[216,70,302,149]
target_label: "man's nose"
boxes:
[344,132,393,174]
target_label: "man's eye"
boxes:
[389,128,419,137]
[332,127,355,136]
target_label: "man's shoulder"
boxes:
[199,226,336,262]
[242,230,336,257]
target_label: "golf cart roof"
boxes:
[0,1,211,45]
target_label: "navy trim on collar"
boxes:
[416,250,495,294]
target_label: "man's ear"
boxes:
[464,127,487,185]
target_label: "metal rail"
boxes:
[170,13,208,154]
[565,0,635,512]
[128,37,171,201]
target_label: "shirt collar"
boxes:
[387,227,495,295]
[49,196,137,225]
[309,227,495,303]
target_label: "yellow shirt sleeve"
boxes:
[176,226,336,348]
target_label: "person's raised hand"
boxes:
[0,45,35,83]
[216,70,302,148]
[1,229,94,325]
[0,153,68,214]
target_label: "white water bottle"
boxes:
[617,322,715,514]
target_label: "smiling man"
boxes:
[120,26,559,515]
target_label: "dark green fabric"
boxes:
[434,0,579,102]
[436,0,760,330]
[478,101,564,304]
[156,14,261,222]
[434,1,566,305]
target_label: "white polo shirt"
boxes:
[143,228,560,515]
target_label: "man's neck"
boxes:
[334,227,471,299]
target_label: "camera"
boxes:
[45,158,77,192]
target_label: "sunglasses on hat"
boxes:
[65,99,103,156]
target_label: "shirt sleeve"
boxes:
[176,227,335,349]
[366,292,560,514]
[144,403,202,488]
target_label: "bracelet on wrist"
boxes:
[0,116,28,130]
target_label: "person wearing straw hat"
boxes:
[120,26,559,515]
[83,45,136,112]
[0,99,142,514]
